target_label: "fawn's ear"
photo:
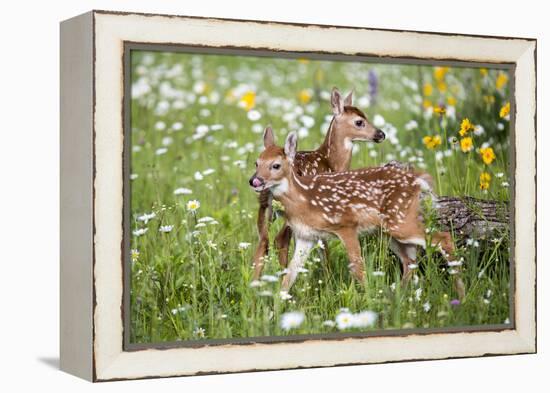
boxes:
[263,126,275,148]
[284,132,298,161]
[344,90,353,107]
[331,87,344,115]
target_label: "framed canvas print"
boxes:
[60,10,537,382]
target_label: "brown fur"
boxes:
[251,137,465,299]
[251,88,384,279]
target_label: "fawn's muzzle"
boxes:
[374,129,385,143]
[249,175,265,189]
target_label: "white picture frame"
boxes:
[60,10,536,381]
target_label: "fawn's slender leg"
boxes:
[281,238,314,291]
[389,238,417,284]
[393,229,466,301]
[388,192,465,300]
[335,228,365,282]
[432,231,466,301]
[274,224,292,268]
[252,190,272,280]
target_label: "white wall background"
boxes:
[0,0,546,391]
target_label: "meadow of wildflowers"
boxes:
[129,51,511,344]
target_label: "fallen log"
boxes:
[381,161,510,239]
[434,196,509,238]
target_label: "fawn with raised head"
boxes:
[249,130,466,299]
[251,88,385,279]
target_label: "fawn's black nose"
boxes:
[374,128,385,143]
[249,175,264,188]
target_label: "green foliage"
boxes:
[129,51,511,344]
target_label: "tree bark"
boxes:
[434,196,509,238]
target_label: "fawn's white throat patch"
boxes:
[271,178,289,196]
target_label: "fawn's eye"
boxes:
[255,162,258,168]
[355,119,365,127]
[272,163,281,170]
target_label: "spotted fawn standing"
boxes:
[249,131,465,299]
[251,88,385,280]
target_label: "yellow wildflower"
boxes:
[423,135,442,150]
[298,89,312,104]
[423,99,433,109]
[459,118,475,137]
[434,106,446,116]
[314,68,324,83]
[479,172,491,190]
[483,95,495,105]
[500,102,510,118]
[496,72,508,90]
[239,91,256,111]
[479,68,488,77]
[480,147,496,165]
[434,67,449,82]
[447,96,457,106]
[297,58,310,64]
[460,137,474,152]
[423,83,433,96]
[437,81,447,93]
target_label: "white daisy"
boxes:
[335,312,355,330]
[137,212,156,224]
[280,311,305,331]
[261,274,278,283]
[155,147,168,155]
[186,200,200,212]
[247,110,262,121]
[193,327,206,338]
[300,115,315,128]
[279,291,292,300]
[133,228,148,237]
[154,121,166,131]
[174,187,192,195]
[373,114,385,127]
[352,311,378,328]
[423,302,431,312]
[159,225,173,233]
[415,288,423,301]
[404,120,418,131]
[194,171,204,181]
[250,280,264,288]
[238,242,251,250]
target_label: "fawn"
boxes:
[249,130,466,299]
[251,88,385,279]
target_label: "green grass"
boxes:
[129,51,511,343]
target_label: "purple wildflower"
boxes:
[450,299,461,306]
[368,69,378,105]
